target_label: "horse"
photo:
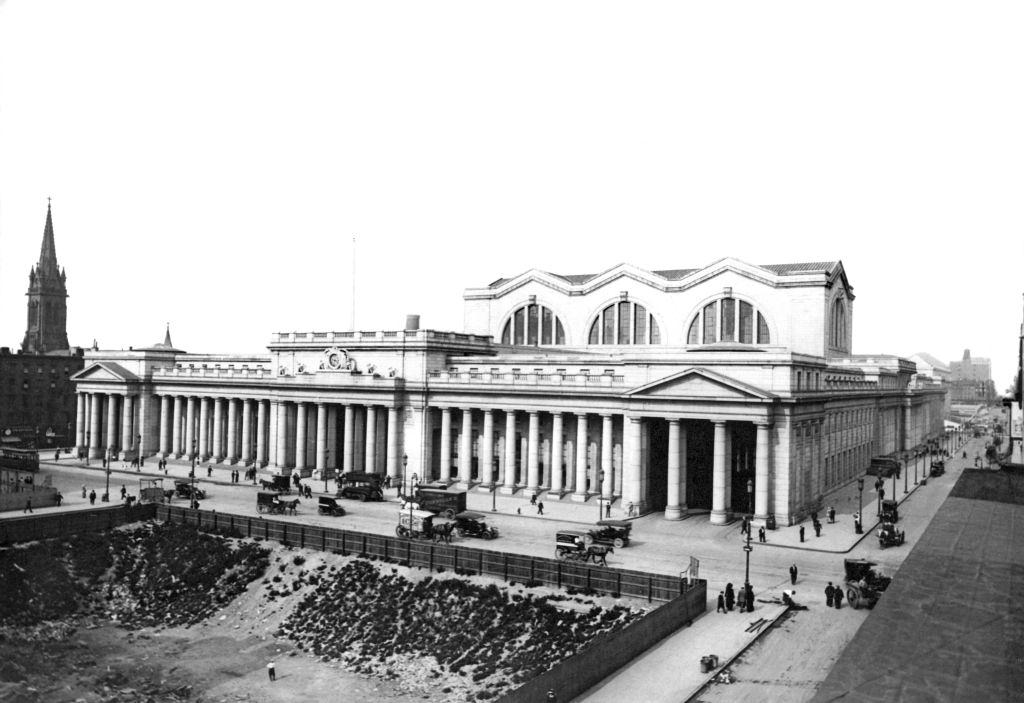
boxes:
[259,479,277,491]
[280,498,300,515]
[587,545,614,567]
[432,521,455,544]
[162,489,176,502]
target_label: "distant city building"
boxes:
[949,349,996,403]
[0,203,83,446]
[73,257,944,526]
[907,353,950,383]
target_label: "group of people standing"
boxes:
[824,582,845,609]
[716,582,753,613]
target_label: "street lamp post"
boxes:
[190,438,198,508]
[137,434,143,467]
[875,479,884,516]
[906,450,912,490]
[102,447,111,502]
[597,470,605,521]
[406,471,418,541]
[84,431,90,466]
[402,454,409,498]
[743,479,754,612]
[856,478,864,534]
[323,449,331,494]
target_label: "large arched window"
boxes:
[587,301,661,345]
[686,297,770,345]
[831,299,847,350]
[500,303,566,346]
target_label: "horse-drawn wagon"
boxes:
[554,530,614,566]
[843,558,892,609]
[256,491,300,515]
[395,509,455,543]
[259,475,292,494]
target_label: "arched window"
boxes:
[587,301,661,345]
[831,299,847,350]
[686,297,770,345]
[500,303,566,346]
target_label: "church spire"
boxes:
[22,200,70,354]
[38,199,60,278]
[163,323,173,348]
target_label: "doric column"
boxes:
[159,395,171,456]
[386,406,400,481]
[502,410,517,492]
[711,421,728,524]
[295,402,308,471]
[573,414,589,500]
[226,399,239,463]
[199,398,210,460]
[343,404,354,474]
[601,414,614,499]
[89,393,103,459]
[440,407,452,483]
[75,393,86,450]
[184,396,197,458]
[327,405,339,470]
[665,419,683,520]
[481,410,495,488]
[120,395,133,455]
[212,398,224,461]
[274,401,289,469]
[105,394,118,453]
[316,402,328,472]
[365,405,377,474]
[550,413,563,494]
[256,400,268,467]
[527,411,540,492]
[241,400,253,464]
[903,403,913,450]
[755,422,771,521]
[622,416,643,507]
[172,395,185,456]
[460,409,473,482]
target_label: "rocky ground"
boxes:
[0,522,650,702]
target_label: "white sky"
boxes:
[1,1,1021,386]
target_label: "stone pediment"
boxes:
[70,362,139,383]
[625,368,774,400]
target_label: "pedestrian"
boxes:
[605,502,612,519]
[725,583,735,611]
[516,507,521,515]
[717,591,726,613]
[758,526,766,543]
[799,525,805,543]
[828,506,836,524]
[825,582,835,607]
[207,464,213,478]
[102,456,107,469]
[789,564,798,585]
[23,497,32,513]
[305,484,312,499]
[267,661,276,682]
[530,492,537,505]
[55,492,63,507]
[627,501,634,517]
[537,501,544,515]
[740,516,748,535]
[737,584,747,611]
[81,485,87,499]
[54,450,60,462]
[89,489,97,505]
[813,520,822,538]
[834,587,844,610]
[120,485,127,500]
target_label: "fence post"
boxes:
[454,548,457,571]
[557,562,562,589]
[408,540,412,564]
[384,538,388,562]
[648,575,653,603]
[429,544,434,571]
[530,558,535,583]
[322,531,327,552]
[480,551,484,574]
[617,573,622,595]
[503,554,508,583]
[362,534,367,555]
[586,567,591,591]
[265,520,269,539]
[342,531,347,554]
[300,526,305,549]
[282,523,287,544]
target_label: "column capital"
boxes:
[576,412,588,419]
[627,416,643,425]
[713,420,727,428]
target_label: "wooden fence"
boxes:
[0,503,157,545]
[156,504,693,602]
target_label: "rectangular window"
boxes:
[527,305,539,345]
[618,302,630,344]
[703,304,717,343]
[721,299,735,342]
[602,307,615,345]
[541,308,553,345]
[739,302,753,343]
[634,305,648,344]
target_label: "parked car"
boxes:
[174,480,206,500]
[930,460,945,477]
[585,519,632,548]
[880,499,899,523]
[454,511,498,540]
[336,472,384,502]
[843,558,892,609]
[317,496,346,516]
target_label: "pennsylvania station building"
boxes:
[71,258,944,526]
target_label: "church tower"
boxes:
[21,201,70,354]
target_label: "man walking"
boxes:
[717,591,726,613]
[789,564,798,585]
[89,489,97,505]
[23,497,32,514]
[834,587,844,610]
[267,661,276,682]
[825,582,835,607]
[537,501,544,515]
[758,526,766,543]
[799,525,805,543]
[813,520,822,538]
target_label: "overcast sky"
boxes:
[1,1,1021,386]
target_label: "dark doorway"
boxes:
[647,418,668,511]
[685,420,714,510]
[730,423,756,515]
[429,426,440,481]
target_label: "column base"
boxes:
[571,492,588,502]
[499,486,516,495]
[664,505,684,520]
[710,509,729,525]
[476,483,495,493]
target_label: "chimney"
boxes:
[405,314,420,331]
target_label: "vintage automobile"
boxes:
[336,472,384,502]
[453,511,498,540]
[405,485,467,518]
[584,519,632,548]
[174,480,206,500]
[395,509,454,543]
[317,496,346,517]
[930,460,946,477]
[880,499,899,523]
[843,558,892,609]
[877,521,905,549]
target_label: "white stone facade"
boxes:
[71,259,945,525]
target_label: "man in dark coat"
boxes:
[834,587,844,609]
[825,582,835,607]
[758,526,766,543]
[789,564,798,585]
[725,583,735,611]
[799,525,805,542]
[717,591,726,613]
[813,520,822,538]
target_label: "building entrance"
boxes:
[730,423,756,515]
[646,419,668,511]
[685,420,714,510]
